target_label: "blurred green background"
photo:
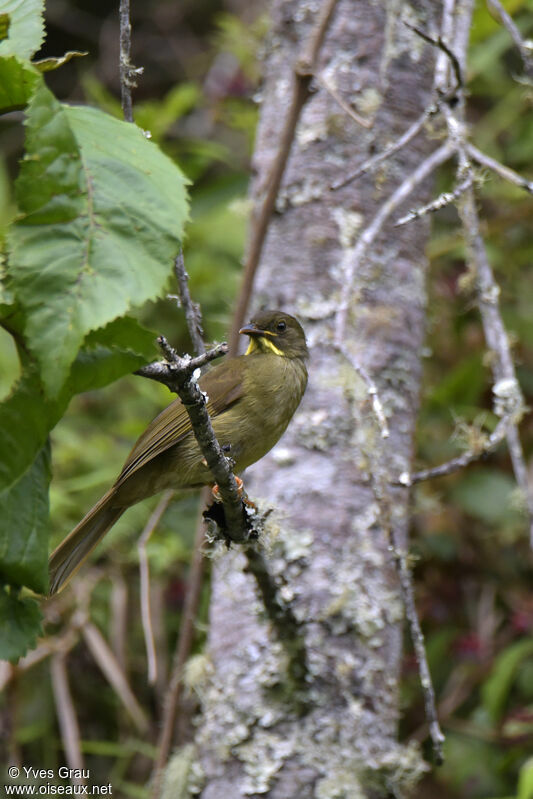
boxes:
[1,1,532,796]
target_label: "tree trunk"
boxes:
[195,1,439,796]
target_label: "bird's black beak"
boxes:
[239,324,275,338]
[239,324,264,337]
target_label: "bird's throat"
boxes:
[245,335,285,357]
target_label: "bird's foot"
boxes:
[211,477,257,511]
[212,475,244,502]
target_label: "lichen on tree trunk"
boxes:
[193,1,439,796]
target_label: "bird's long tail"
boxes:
[49,492,125,595]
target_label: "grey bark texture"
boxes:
[193,1,440,796]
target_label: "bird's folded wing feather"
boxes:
[114,363,245,486]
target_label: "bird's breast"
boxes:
[212,353,307,472]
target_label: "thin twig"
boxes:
[437,0,533,543]
[486,0,533,76]
[371,465,445,763]
[395,173,473,226]
[139,337,249,542]
[336,343,389,438]
[110,572,128,672]
[82,622,149,733]
[151,492,209,798]
[119,0,141,123]
[398,413,510,485]
[229,0,340,353]
[405,21,463,95]
[334,142,455,346]
[138,490,175,685]
[314,72,372,129]
[392,542,445,764]
[173,251,206,356]
[331,107,435,191]
[466,143,533,195]
[50,654,85,781]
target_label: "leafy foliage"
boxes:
[0,2,190,661]
[0,0,532,795]
[0,589,42,662]
[0,444,50,594]
[7,79,188,398]
[0,0,45,59]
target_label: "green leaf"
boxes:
[0,444,50,593]
[482,639,533,722]
[8,79,189,397]
[0,589,43,662]
[0,355,67,493]
[33,50,88,73]
[0,13,10,43]
[518,757,533,799]
[0,319,155,492]
[0,54,39,112]
[69,317,157,394]
[0,0,45,60]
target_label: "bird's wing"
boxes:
[114,361,245,486]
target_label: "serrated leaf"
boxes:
[0,0,45,60]
[69,317,157,394]
[0,318,155,491]
[0,54,39,112]
[0,589,42,661]
[8,79,189,397]
[0,444,50,593]
[0,354,67,493]
[33,50,87,72]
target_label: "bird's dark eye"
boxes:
[276,320,287,332]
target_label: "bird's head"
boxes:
[239,310,308,360]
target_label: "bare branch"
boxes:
[229,0,340,352]
[82,622,149,733]
[399,414,510,486]
[428,0,533,545]
[136,340,227,390]
[395,173,473,227]
[486,0,533,76]
[466,143,533,195]
[336,343,389,438]
[392,543,445,764]
[314,72,372,129]
[334,142,454,346]
[50,654,85,781]
[138,490,174,685]
[152,493,209,798]
[109,572,128,672]
[119,0,142,123]
[331,107,434,191]
[173,250,206,356]
[370,467,445,763]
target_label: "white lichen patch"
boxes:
[354,87,382,119]
[239,730,296,795]
[297,116,329,148]
[332,207,364,248]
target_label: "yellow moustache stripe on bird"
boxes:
[245,335,285,357]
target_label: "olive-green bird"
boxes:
[48,310,308,595]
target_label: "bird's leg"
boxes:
[212,475,244,502]
[211,477,258,511]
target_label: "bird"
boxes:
[48,309,309,595]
